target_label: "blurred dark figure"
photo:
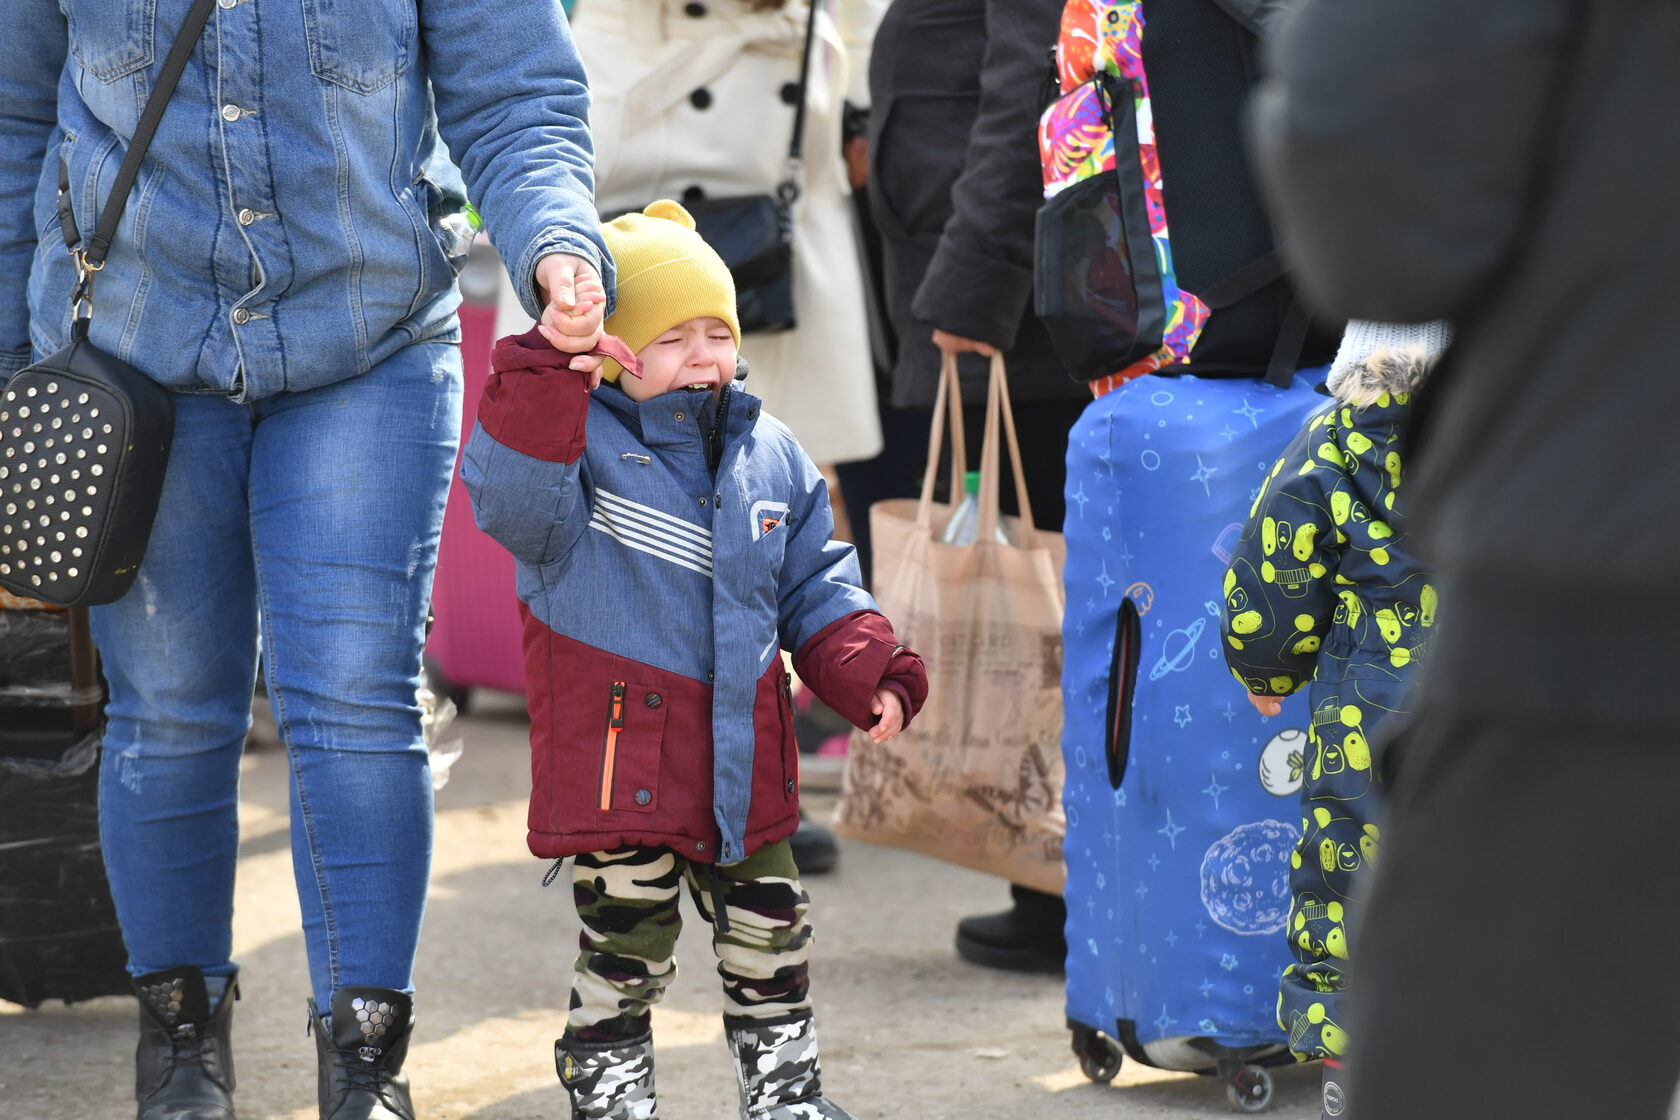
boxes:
[1252,3,1680,1118]
[858,0,1085,974]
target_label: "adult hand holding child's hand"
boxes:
[1246,692,1283,718]
[535,253,608,384]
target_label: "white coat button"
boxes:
[220,104,244,123]
[231,307,251,325]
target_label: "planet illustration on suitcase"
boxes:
[1199,819,1298,935]
[1257,727,1309,796]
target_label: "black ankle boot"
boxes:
[953,885,1067,974]
[309,987,417,1120]
[134,966,237,1120]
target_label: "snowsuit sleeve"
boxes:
[775,451,928,731]
[460,327,602,569]
[1221,409,1343,696]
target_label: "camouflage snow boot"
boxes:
[134,966,238,1120]
[308,988,416,1120]
[726,1012,854,1120]
[555,1032,658,1119]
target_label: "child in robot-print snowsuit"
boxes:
[1220,321,1450,1119]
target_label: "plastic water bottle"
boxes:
[940,471,1010,545]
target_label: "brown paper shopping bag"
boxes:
[833,355,1067,894]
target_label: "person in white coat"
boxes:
[570,0,887,469]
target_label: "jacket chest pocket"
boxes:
[68,0,154,82]
[301,0,415,94]
[597,681,668,814]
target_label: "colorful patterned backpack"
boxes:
[1035,0,1338,395]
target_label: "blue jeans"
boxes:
[92,341,462,1010]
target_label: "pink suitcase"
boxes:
[424,251,527,707]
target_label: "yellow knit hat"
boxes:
[598,201,739,383]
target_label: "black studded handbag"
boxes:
[0,0,213,607]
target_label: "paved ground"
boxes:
[2,690,1322,1120]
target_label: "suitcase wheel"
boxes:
[1071,1026,1123,1083]
[1224,1064,1274,1113]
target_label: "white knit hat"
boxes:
[1325,319,1454,398]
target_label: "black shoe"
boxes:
[954,885,1066,974]
[788,809,839,876]
[133,966,237,1120]
[310,988,417,1120]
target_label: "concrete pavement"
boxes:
[1,690,1321,1119]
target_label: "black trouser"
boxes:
[1348,705,1680,1119]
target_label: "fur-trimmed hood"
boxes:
[1324,319,1453,406]
[1327,344,1439,407]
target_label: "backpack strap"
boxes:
[1198,250,1283,310]
[1198,250,1312,389]
[1264,295,1312,389]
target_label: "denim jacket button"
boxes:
[220,104,244,123]
[237,208,258,226]
[231,308,251,326]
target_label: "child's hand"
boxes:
[534,253,606,358]
[868,688,905,744]
[1246,692,1284,718]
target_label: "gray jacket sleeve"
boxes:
[1249,0,1578,323]
[909,0,1061,350]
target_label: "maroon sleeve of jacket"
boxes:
[792,610,929,731]
[478,327,641,463]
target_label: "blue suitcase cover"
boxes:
[1060,370,1327,1065]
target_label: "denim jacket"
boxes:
[0,0,613,399]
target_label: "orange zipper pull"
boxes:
[599,682,628,811]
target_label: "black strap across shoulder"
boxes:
[63,0,216,266]
[776,0,823,202]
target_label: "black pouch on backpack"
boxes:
[1033,72,1168,383]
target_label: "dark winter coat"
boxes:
[1250,0,1680,732]
[462,329,928,865]
[866,0,1086,409]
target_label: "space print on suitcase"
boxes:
[1059,369,1325,1112]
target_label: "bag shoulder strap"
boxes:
[66,0,216,265]
[777,0,823,202]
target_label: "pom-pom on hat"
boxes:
[597,200,739,383]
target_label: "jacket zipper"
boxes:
[598,681,627,811]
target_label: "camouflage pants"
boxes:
[566,841,812,1043]
[1279,676,1403,1061]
